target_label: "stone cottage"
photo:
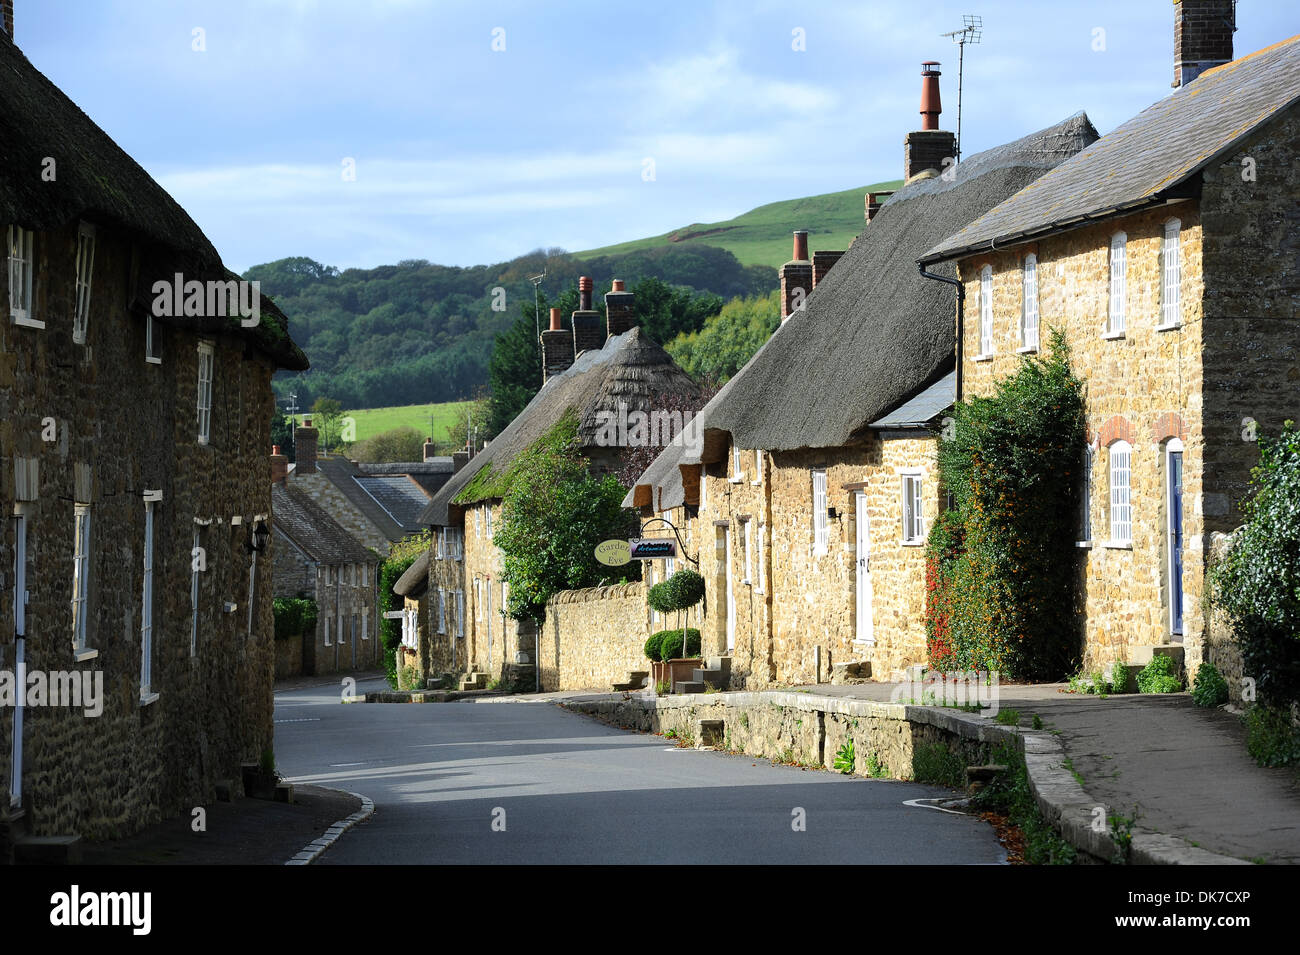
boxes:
[919,8,1300,680]
[416,279,703,687]
[0,11,307,851]
[630,78,1097,688]
[270,480,380,677]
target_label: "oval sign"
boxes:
[595,539,632,566]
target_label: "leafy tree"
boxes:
[311,397,344,452]
[631,276,722,347]
[442,393,490,453]
[350,427,425,463]
[494,410,640,621]
[270,407,295,462]
[667,290,780,385]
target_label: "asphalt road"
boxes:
[274,676,1007,864]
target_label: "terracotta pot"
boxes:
[666,657,703,691]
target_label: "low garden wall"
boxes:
[275,633,303,681]
[540,581,649,691]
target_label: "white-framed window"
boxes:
[455,589,465,637]
[754,450,764,484]
[1079,445,1094,544]
[1108,441,1132,545]
[73,223,95,344]
[979,265,994,356]
[699,470,707,510]
[146,314,161,363]
[812,469,828,556]
[454,527,463,560]
[1160,219,1181,328]
[1107,233,1127,335]
[475,509,482,538]
[324,617,332,647]
[1020,254,1039,350]
[7,225,38,327]
[436,528,445,559]
[141,500,155,698]
[756,522,766,593]
[901,472,925,545]
[742,518,753,585]
[486,508,493,540]
[361,610,369,641]
[438,588,446,634]
[190,527,201,656]
[196,342,214,444]
[72,504,92,653]
[732,444,745,482]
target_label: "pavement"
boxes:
[791,681,1300,865]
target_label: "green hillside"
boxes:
[575,181,903,269]
[294,401,475,444]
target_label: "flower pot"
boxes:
[666,657,703,691]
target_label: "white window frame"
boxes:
[1020,254,1039,352]
[72,222,95,344]
[190,527,201,656]
[7,225,39,328]
[1107,440,1133,546]
[362,609,369,641]
[146,314,161,364]
[755,522,766,593]
[699,470,707,510]
[1159,219,1182,330]
[438,588,446,634]
[978,265,994,358]
[486,507,493,540]
[1106,233,1127,337]
[140,499,156,701]
[455,589,465,637]
[901,471,925,545]
[753,450,764,485]
[1078,444,1095,546]
[731,445,745,483]
[72,504,92,655]
[436,528,445,559]
[475,509,482,539]
[475,578,483,620]
[196,341,215,444]
[812,469,828,556]
[324,617,332,647]
[742,518,753,585]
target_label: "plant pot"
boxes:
[666,657,703,691]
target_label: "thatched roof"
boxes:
[418,326,701,526]
[0,33,307,370]
[923,36,1300,263]
[393,551,430,598]
[272,483,374,566]
[694,113,1097,455]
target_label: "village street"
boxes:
[274,676,1007,864]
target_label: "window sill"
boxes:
[973,353,994,362]
[852,638,876,648]
[73,647,99,663]
[750,479,762,486]
[12,314,44,329]
[728,476,745,484]
[1103,540,1133,550]
[145,356,162,365]
[1155,323,1182,333]
[139,691,160,707]
[1075,541,1093,549]
[901,539,924,547]
[1017,344,1039,354]
[1101,331,1126,341]
[741,579,751,586]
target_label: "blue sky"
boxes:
[16,1,1296,271]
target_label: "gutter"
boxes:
[918,263,965,402]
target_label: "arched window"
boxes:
[1109,440,1132,544]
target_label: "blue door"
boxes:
[1169,447,1184,637]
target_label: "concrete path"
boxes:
[797,682,1300,864]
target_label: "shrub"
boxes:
[1192,662,1230,708]
[272,597,317,641]
[379,532,429,689]
[655,628,701,660]
[643,631,665,662]
[1211,422,1300,710]
[664,569,706,610]
[1136,655,1183,694]
[925,332,1086,680]
[1245,705,1300,767]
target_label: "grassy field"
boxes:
[294,400,477,444]
[575,180,903,269]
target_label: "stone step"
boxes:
[1104,663,1143,694]
[626,670,649,682]
[1128,644,1185,668]
[694,668,727,690]
[14,834,82,865]
[831,660,873,685]
[675,680,706,694]
[705,656,732,678]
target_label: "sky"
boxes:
[15,1,1297,272]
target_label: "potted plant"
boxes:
[647,569,707,691]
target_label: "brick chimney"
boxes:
[865,190,894,223]
[1,1,13,39]
[570,276,603,354]
[780,231,813,322]
[270,445,288,485]
[606,278,637,338]
[295,417,318,474]
[423,436,436,462]
[541,306,576,382]
[1173,1,1235,88]
[903,62,956,180]
[812,251,844,288]
[452,450,470,473]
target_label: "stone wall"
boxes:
[307,561,380,675]
[275,633,303,681]
[288,459,390,555]
[428,527,466,675]
[0,219,278,840]
[271,528,315,598]
[539,581,649,691]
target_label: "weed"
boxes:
[1031,713,1044,730]
[912,742,965,788]
[833,739,855,774]
[995,708,1021,726]
[865,753,889,778]
[1061,756,1084,786]
[972,742,1078,865]
[1136,656,1183,694]
[739,712,750,730]
[1108,808,1139,864]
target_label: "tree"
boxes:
[667,290,780,385]
[311,397,344,452]
[270,407,295,462]
[494,410,640,621]
[350,427,425,463]
[486,284,583,436]
[631,276,722,346]
[442,393,490,453]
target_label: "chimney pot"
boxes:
[578,275,593,312]
[605,279,637,338]
[920,61,942,130]
[549,306,562,331]
[792,230,809,262]
[611,278,625,292]
[293,418,318,474]
[270,445,289,485]
[780,231,814,322]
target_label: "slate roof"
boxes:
[314,456,433,542]
[922,35,1300,263]
[869,371,956,430]
[695,112,1097,454]
[354,475,433,530]
[418,327,702,527]
[272,483,375,565]
[0,32,307,370]
[357,460,453,496]
[393,551,430,599]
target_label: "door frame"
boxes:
[724,526,736,653]
[855,491,874,645]
[1166,438,1185,639]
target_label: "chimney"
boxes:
[452,450,470,473]
[606,278,637,338]
[270,445,288,486]
[812,251,845,288]
[903,62,956,180]
[780,230,813,322]
[423,436,436,462]
[295,417,318,474]
[865,190,895,223]
[571,276,603,354]
[1173,1,1236,88]
[1,1,12,39]
[541,306,576,382]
